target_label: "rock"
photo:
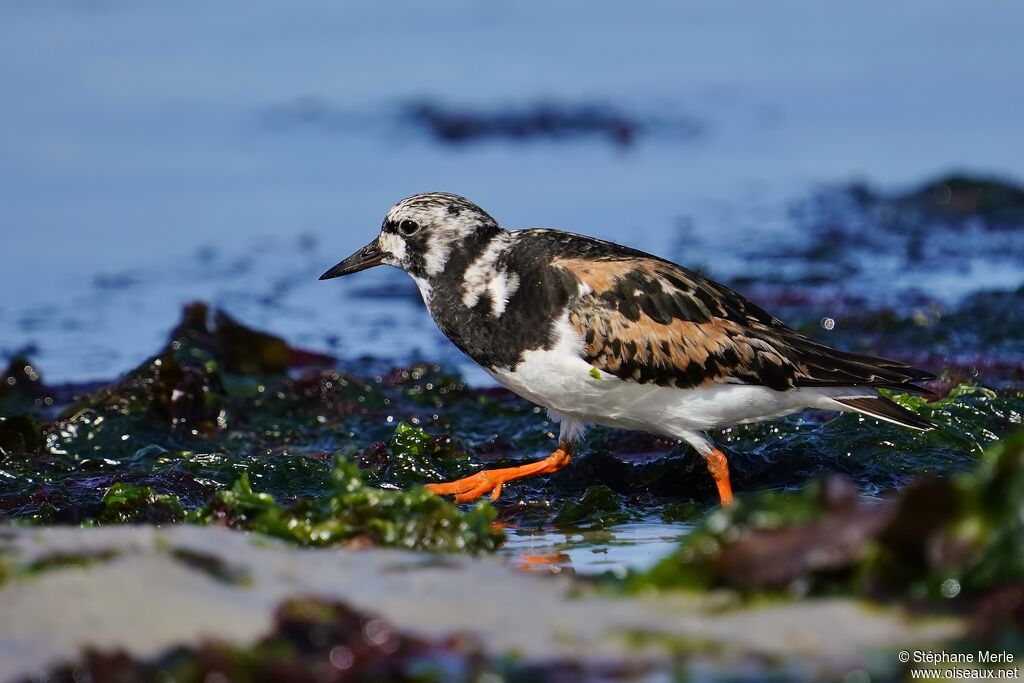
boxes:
[0,525,963,681]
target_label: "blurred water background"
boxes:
[2,0,1023,384]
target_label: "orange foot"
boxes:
[426,444,572,503]
[703,447,734,506]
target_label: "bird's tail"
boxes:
[833,395,936,431]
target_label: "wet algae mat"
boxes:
[2,302,1021,547]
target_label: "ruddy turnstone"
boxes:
[320,192,935,506]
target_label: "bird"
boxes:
[319,192,936,506]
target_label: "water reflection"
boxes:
[501,520,693,576]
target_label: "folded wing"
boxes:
[554,254,935,393]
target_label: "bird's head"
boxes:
[319,192,501,283]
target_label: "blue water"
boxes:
[2,1,1024,382]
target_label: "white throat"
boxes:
[409,274,433,306]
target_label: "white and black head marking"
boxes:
[320,191,579,370]
[377,192,501,279]
[319,192,500,284]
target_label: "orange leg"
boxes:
[426,443,573,504]
[703,447,734,506]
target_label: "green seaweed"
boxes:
[554,485,635,528]
[361,421,469,487]
[949,430,1024,594]
[624,430,1024,607]
[188,456,501,552]
[98,483,185,524]
[0,305,508,554]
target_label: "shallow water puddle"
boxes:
[501,519,694,576]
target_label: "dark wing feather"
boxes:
[833,396,935,431]
[552,249,934,393]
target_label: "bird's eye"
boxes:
[398,219,420,236]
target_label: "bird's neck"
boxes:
[407,227,574,371]
[413,227,507,299]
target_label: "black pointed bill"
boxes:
[319,240,384,280]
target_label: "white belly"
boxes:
[486,316,844,438]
